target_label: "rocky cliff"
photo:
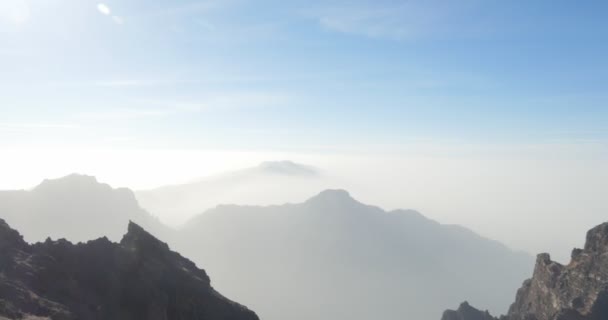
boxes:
[441,222,608,320]
[441,302,496,320]
[0,218,258,320]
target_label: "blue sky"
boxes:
[1,0,608,259]
[1,0,608,150]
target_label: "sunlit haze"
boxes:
[1,2,608,320]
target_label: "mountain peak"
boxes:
[0,218,12,233]
[441,302,495,320]
[306,189,357,206]
[0,219,26,251]
[33,174,111,194]
[37,173,99,187]
[316,188,352,198]
[120,220,170,253]
[0,221,259,320]
[4,173,166,244]
[584,222,608,254]
[256,160,319,176]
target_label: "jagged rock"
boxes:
[441,302,496,320]
[441,222,608,320]
[0,219,258,320]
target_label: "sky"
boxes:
[1,0,608,260]
[1,0,608,149]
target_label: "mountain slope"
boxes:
[0,218,258,320]
[441,222,608,320]
[0,174,535,320]
[176,189,533,320]
[136,161,325,226]
[0,174,170,243]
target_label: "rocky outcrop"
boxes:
[441,302,496,320]
[441,222,608,320]
[0,219,258,320]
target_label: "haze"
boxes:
[2,143,607,262]
[1,0,608,295]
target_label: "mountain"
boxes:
[0,173,535,320]
[176,189,533,320]
[135,160,327,226]
[0,174,169,243]
[0,218,258,320]
[441,222,608,320]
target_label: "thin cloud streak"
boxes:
[310,0,474,40]
[0,123,82,130]
[76,108,172,121]
[93,79,185,88]
[49,78,198,88]
[134,0,239,20]
[134,91,292,113]
[73,91,290,121]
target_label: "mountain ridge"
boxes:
[135,161,326,226]
[0,218,258,320]
[0,173,534,320]
[177,186,533,320]
[0,174,170,244]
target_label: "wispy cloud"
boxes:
[164,2,226,16]
[112,16,124,25]
[50,78,195,88]
[134,91,292,113]
[0,123,81,130]
[138,0,238,20]
[73,91,289,122]
[93,79,186,88]
[0,123,82,134]
[197,91,290,110]
[310,1,473,40]
[76,108,172,121]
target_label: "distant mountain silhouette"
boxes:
[0,174,169,243]
[176,189,533,320]
[136,160,326,226]
[0,174,534,320]
[257,160,319,176]
[0,218,258,320]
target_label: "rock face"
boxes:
[0,219,258,320]
[441,222,608,320]
[441,302,496,320]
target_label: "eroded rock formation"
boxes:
[441,222,608,320]
[0,219,258,320]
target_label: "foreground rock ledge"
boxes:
[441,222,608,320]
[0,218,259,320]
